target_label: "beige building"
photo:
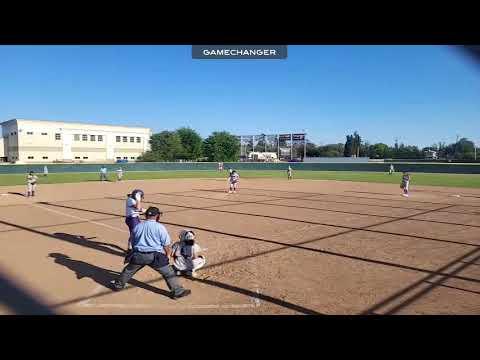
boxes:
[1,119,151,164]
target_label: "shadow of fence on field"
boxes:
[48,253,171,299]
[0,268,55,315]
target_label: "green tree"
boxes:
[176,127,203,160]
[203,131,240,162]
[369,143,389,158]
[147,131,184,161]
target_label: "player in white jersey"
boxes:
[125,189,146,250]
[26,171,38,197]
[287,166,293,180]
[228,170,240,193]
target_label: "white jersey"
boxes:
[125,193,142,218]
[27,174,38,185]
[229,173,239,184]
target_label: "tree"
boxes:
[176,127,203,160]
[369,143,389,158]
[202,131,240,162]
[146,131,184,161]
[344,135,353,157]
[305,142,320,157]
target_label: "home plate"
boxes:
[452,194,461,198]
[1,194,9,196]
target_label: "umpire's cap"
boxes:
[145,206,162,217]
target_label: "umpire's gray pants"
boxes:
[118,261,186,296]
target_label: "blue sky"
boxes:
[0,45,478,148]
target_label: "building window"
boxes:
[14,132,17,135]
[27,131,33,135]
[130,157,135,160]
[42,156,48,159]
[10,132,13,136]
[130,137,135,143]
[74,134,80,141]
[55,133,61,140]
[122,136,128,142]
[123,156,128,160]
[28,156,34,159]
[41,132,48,136]
[75,156,81,159]
[116,136,121,142]
[82,134,88,141]
[90,135,96,141]
[136,137,141,143]
[98,135,103,142]
[116,157,121,160]
[83,156,88,159]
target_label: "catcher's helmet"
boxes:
[179,229,196,242]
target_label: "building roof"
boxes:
[1,118,151,131]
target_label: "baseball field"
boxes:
[1,176,480,315]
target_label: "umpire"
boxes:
[110,207,191,299]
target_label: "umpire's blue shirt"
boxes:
[132,220,171,253]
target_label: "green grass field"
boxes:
[1,170,479,188]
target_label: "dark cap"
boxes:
[145,207,162,217]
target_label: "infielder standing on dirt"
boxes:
[228,169,240,193]
[125,189,146,249]
[287,165,293,180]
[26,171,38,197]
[400,171,411,197]
[389,164,395,175]
[110,207,191,299]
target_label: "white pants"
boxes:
[27,183,37,192]
[173,256,206,272]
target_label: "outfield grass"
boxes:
[0,170,479,188]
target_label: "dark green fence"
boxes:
[1,162,480,174]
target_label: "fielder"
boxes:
[400,171,411,197]
[287,165,293,180]
[171,229,206,278]
[389,164,395,175]
[125,189,146,250]
[26,171,38,197]
[99,165,108,181]
[228,169,240,193]
[116,167,124,181]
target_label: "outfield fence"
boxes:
[1,162,480,174]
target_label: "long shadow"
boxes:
[132,195,480,230]
[36,202,480,285]
[8,192,25,197]
[53,233,126,256]
[49,257,323,315]
[200,187,480,208]
[39,200,479,249]
[48,253,171,299]
[187,277,323,315]
[0,219,127,258]
[360,247,480,315]
[0,269,55,315]
[0,216,121,235]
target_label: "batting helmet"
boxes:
[179,229,196,242]
[131,189,145,200]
